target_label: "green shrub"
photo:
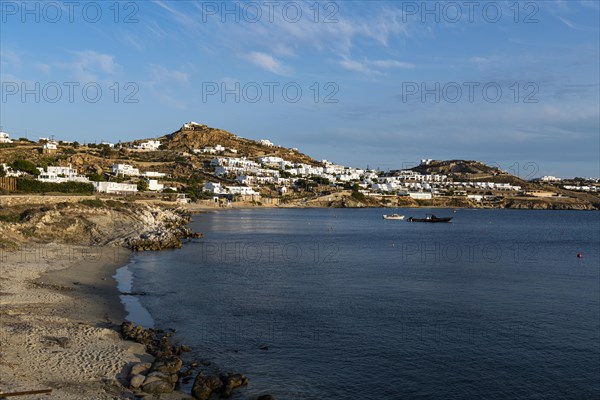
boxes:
[16,178,94,194]
[87,173,105,182]
[80,199,104,208]
[351,190,366,201]
[0,214,20,223]
[137,180,149,191]
[12,160,40,175]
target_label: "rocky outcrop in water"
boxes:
[121,321,249,399]
[121,322,183,395]
[192,373,249,400]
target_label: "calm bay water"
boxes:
[121,208,600,399]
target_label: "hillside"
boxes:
[411,159,534,188]
[1,124,598,210]
[157,122,318,165]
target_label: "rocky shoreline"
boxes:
[120,322,258,399]
[0,200,276,399]
[0,200,202,251]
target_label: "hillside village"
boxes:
[0,122,598,210]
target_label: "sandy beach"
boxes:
[0,243,155,398]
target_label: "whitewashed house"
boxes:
[259,156,284,166]
[136,140,161,151]
[226,186,258,195]
[112,164,140,177]
[203,182,225,195]
[541,176,561,182]
[93,182,138,194]
[0,132,13,143]
[0,163,24,177]
[408,192,433,200]
[147,179,164,191]
[142,171,166,178]
[37,164,89,183]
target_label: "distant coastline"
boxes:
[1,124,598,213]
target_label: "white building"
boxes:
[0,132,13,143]
[136,140,161,151]
[226,186,258,195]
[541,176,561,182]
[408,192,433,200]
[259,156,284,165]
[37,164,89,183]
[93,181,138,194]
[182,121,204,130]
[43,142,58,150]
[142,171,166,178]
[0,163,24,177]
[147,179,164,191]
[203,182,257,196]
[203,182,225,194]
[112,164,140,177]
[260,139,274,147]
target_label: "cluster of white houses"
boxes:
[2,125,596,200]
[202,156,525,201]
[562,185,599,193]
[26,163,172,194]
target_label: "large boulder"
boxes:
[121,321,154,346]
[221,373,249,398]
[129,362,152,376]
[152,355,183,374]
[142,371,175,394]
[192,374,224,400]
[129,374,145,389]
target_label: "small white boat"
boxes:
[383,214,405,220]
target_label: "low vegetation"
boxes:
[16,178,94,194]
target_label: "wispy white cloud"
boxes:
[151,2,411,75]
[245,51,291,76]
[0,48,22,69]
[141,64,193,109]
[370,60,415,69]
[148,65,190,85]
[558,16,598,32]
[58,50,120,82]
[339,57,414,75]
[34,63,51,74]
[339,59,372,74]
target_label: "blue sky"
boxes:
[1,0,598,177]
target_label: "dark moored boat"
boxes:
[407,214,453,223]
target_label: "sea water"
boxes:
[121,208,600,399]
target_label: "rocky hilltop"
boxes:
[158,122,317,165]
